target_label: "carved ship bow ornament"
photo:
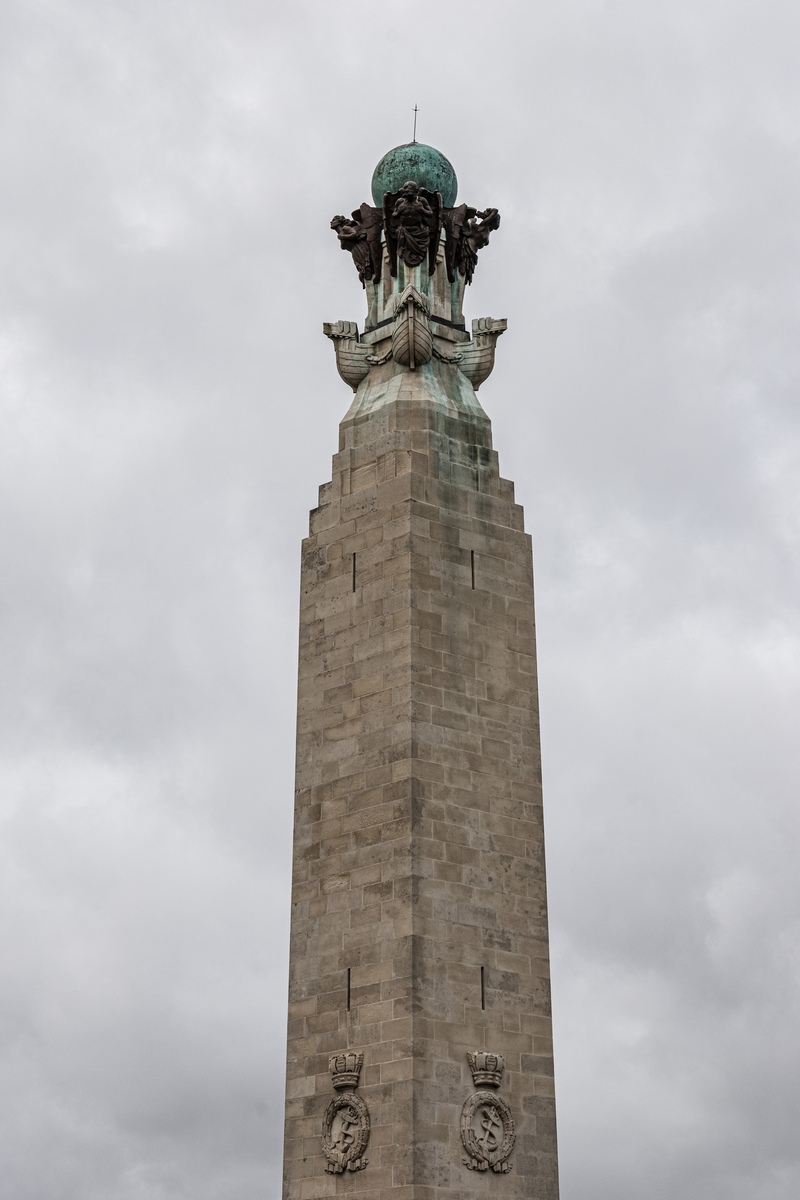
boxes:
[392,284,432,369]
[326,162,505,391]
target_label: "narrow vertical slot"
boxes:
[480,965,486,1010]
[346,967,351,1012]
[471,549,476,590]
[352,552,357,593]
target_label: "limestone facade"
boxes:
[282,355,560,1200]
[282,156,559,1199]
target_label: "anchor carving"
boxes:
[321,1052,370,1175]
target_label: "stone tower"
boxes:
[282,142,559,1200]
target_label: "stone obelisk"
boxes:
[282,142,559,1200]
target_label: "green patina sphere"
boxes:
[371,142,458,208]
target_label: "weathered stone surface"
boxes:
[282,353,559,1200]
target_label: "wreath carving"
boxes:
[322,1092,370,1174]
[460,1090,515,1173]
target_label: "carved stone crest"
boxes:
[322,1093,370,1174]
[466,1050,506,1088]
[322,1052,370,1174]
[461,1051,515,1174]
[461,1092,515,1173]
[329,1051,364,1090]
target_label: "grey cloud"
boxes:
[0,0,798,1196]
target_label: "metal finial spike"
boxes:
[412,104,418,143]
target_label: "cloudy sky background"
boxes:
[1,1,799,1196]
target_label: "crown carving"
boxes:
[467,1050,505,1088]
[329,1052,364,1090]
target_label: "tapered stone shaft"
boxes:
[282,358,560,1199]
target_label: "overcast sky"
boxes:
[0,1,799,1197]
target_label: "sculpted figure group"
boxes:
[331,180,499,287]
[330,204,383,286]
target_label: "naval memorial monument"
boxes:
[281,141,560,1200]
